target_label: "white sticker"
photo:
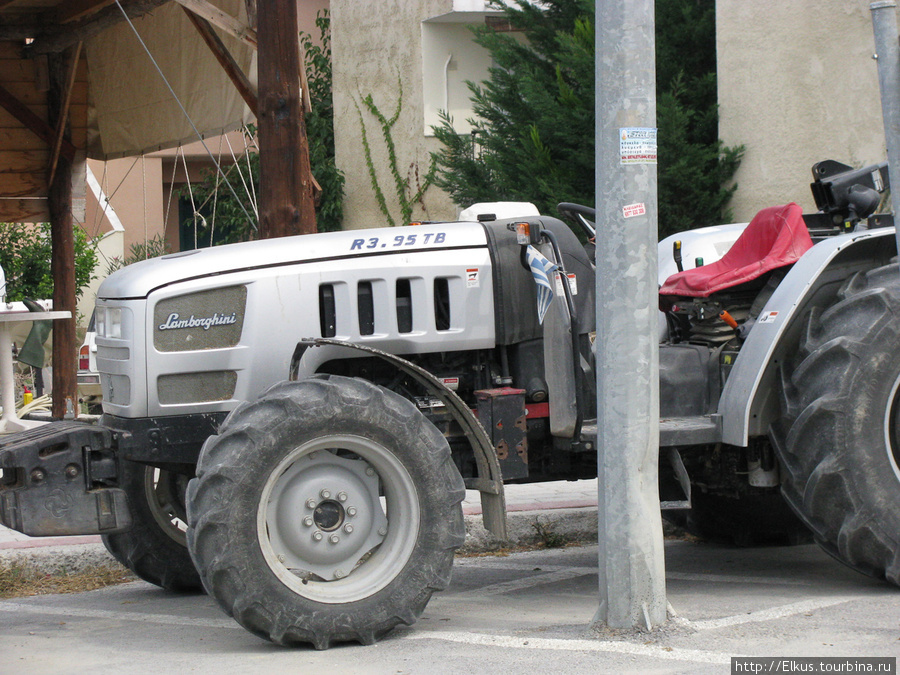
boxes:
[623,203,646,219]
[466,268,479,287]
[759,311,779,324]
[554,272,578,296]
[620,127,658,165]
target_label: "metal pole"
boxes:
[871,1,900,262]
[592,0,667,630]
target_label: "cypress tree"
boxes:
[431,0,743,240]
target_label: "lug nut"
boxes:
[329,534,340,544]
[337,491,348,502]
[312,531,323,541]
[347,507,357,517]
[320,489,331,499]
[302,516,313,527]
[306,499,317,509]
[334,569,346,579]
[343,524,353,534]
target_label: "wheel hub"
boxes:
[313,500,344,531]
[265,450,388,580]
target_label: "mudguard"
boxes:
[719,226,898,446]
[293,337,508,540]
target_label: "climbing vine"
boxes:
[355,78,436,227]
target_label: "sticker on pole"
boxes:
[623,203,646,219]
[619,127,657,165]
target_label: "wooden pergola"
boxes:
[0,0,316,418]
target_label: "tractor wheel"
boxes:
[186,375,466,649]
[102,461,202,591]
[771,263,900,585]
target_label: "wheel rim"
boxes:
[144,467,190,546]
[257,434,420,604]
[884,371,900,484]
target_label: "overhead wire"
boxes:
[113,0,258,231]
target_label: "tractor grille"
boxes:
[153,286,247,352]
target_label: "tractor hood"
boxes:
[97,221,489,300]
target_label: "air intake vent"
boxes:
[319,284,336,337]
[434,277,451,331]
[396,278,412,333]
[158,371,237,404]
[358,281,375,336]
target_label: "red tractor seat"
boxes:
[659,202,813,299]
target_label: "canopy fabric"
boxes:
[659,202,813,298]
[84,0,256,159]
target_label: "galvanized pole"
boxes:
[592,0,667,630]
[871,1,900,261]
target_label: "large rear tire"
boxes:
[771,264,900,585]
[102,461,202,591]
[186,375,466,649]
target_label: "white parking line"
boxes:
[679,596,862,631]
[406,630,734,665]
[454,568,594,598]
[0,602,238,630]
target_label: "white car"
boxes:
[77,311,101,413]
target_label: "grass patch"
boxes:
[0,561,136,599]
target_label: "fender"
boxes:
[719,226,898,446]
[292,337,509,540]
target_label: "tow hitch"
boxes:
[0,421,131,536]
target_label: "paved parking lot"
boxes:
[0,539,897,674]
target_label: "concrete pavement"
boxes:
[0,539,897,673]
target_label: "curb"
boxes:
[462,506,598,553]
[0,540,116,575]
[0,506,604,575]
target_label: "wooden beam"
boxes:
[47,42,82,186]
[173,0,256,48]
[182,7,257,116]
[0,0,22,10]
[24,0,172,54]
[256,0,316,237]
[0,82,76,159]
[47,48,78,419]
[56,0,119,24]
[0,197,48,222]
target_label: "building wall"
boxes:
[717,1,886,221]
[332,0,462,230]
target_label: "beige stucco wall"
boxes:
[331,0,459,230]
[717,1,886,221]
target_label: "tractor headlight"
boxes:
[95,307,122,338]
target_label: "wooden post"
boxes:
[47,47,78,419]
[256,0,316,238]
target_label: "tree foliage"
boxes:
[182,10,344,245]
[431,0,743,240]
[0,222,97,302]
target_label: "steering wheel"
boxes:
[557,202,596,240]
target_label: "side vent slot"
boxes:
[434,277,451,331]
[358,281,375,336]
[319,284,336,337]
[396,279,413,333]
